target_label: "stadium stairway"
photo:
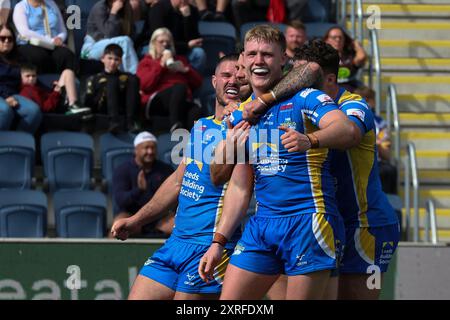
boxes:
[354,0,450,241]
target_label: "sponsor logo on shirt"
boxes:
[346,108,365,122]
[300,88,318,98]
[317,94,334,105]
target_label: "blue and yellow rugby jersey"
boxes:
[172,116,241,247]
[229,88,341,217]
[330,88,398,228]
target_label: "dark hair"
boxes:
[295,40,340,78]
[215,53,240,74]
[0,23,18,65]
[323,26,355,58]
[20,63,37,73]
[103,44,124,58]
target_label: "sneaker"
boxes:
[213,12,226,21]
[65,103,91,115]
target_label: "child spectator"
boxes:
[19,63,89,115]
[84,43,140,133]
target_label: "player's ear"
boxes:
[212,75,217,90]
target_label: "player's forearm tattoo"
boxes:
[272,62,323,101]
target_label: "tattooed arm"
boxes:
[243,61,322,123]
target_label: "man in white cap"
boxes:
[111,131,174,238]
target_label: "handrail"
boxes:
[425,199,439,244]
[339,0,347,26]
[369,29,382,115]
[404,142,420,242]
[356,0,364,45]
[351,0,356,38]
[386,84,401,165]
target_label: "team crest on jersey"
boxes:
[346,108,365,122]
[280,103,293,112]
[300,88,317,98]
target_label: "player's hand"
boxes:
[224,120,250,163]
[5,96,18,108]
[137,169,147,191]
[111,217,141,241]
[243,98,268,125]
[221,102,239,120]
[198,243,224,283]
[53,37,64,47]
[279,126,311,153]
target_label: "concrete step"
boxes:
[400,187,450,207]
[363,39,450,59]
[363,73,450,95]
[400,170,450,185]
[364,0,450,4]
[352,4,450,17]
[402,208,450,229]
[349,20,450,40]
[394,94,450,113]
[380,58,450,72]
[400,150,450,170]
[400,131,450,149]
[395,112,450,127]
[419,229,450,242]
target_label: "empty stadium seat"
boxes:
[99,132,136,193]
[198,21,238,76]
[0,131,35,190]
[54,190,107,238]
[0,190,47,237]
[41,131,94,192]
[194,75,215,115]
[157,133,182,168]
[304,22,338,40]
[301,0,334,23]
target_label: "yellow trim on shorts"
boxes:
[213,250,231,285]
[354,227,376,265]
[312,213,336,259]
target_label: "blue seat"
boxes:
[302,0,334,23]
[240,22,287,43]
[198,21,237,76]
[54,190,107,238]
[0,131,35,190]
[100,132,136,194]
[304,22,339,40]
[0,190,47,237]
[41,132,94,193]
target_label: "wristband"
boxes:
[306,133,320,149]
[212,232,228,247]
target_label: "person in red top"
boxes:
[20,64,89,114]
[136,27,202,132]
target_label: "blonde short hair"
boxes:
[149,27,176,59]
[244,24,286,54]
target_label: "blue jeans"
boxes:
[81,35,139,74]
[188,47,206,74]
[0,95,42,133]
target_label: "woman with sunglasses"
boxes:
[0,24,42,133]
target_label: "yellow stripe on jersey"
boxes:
[213,250,231,285]
[346,131,375,227]
[185,157,204,171]
[303,118,328,213]
[312,213,336,259]
[206,115,222,125]
[338,90,374,227]
[213,183,228,232]
[354,227,375,265]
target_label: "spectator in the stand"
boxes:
[0,0,10,25]
[284,20,307,71]
[0,24,42,133]
[81,0,139,74]
[112,131,175,238]
[12,0,76,74]
[354,86,398,194]
[143,0,206,73]
[193,0,229,21]
[19,63,90,115]
[231,0,268,33]
[324,26,367,91]
[137,27,202,132]
[84,44,140,133]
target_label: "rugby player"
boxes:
[111,54,253,300]
[206,25,361,300]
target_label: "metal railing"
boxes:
[424,199,439,244]
[368,28,382,115]
[386,84,401,165]
[404,142,420,242]
[339,0,364,44]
